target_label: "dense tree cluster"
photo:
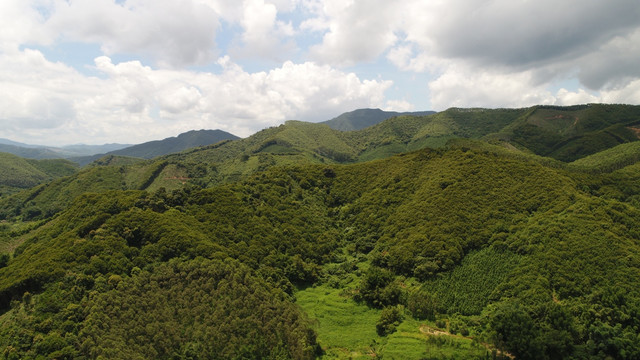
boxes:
[81,258,320,359]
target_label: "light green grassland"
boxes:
[296,284,491,359]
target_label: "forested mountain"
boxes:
[320,108,436,131]
[494,104,640,161]
[1,104,640,359]
[0,153,78,197]
[5,104,638,223]
[0,128,238,164]
[71,129,240,166]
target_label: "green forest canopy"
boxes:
[1,104,640,359]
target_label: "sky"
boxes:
[1,0,640,146]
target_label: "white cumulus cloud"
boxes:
[2,0,640,146]
[307,0,401,66]
[428,65,556,110]
[0,49,391,145]
[45,0,220,67]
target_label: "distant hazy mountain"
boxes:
[72,129,240,166]
[0,138,38,148]
[61,143,132,154]
[0,144,64,159]
[321,108,436,131]
[0,140,130,159]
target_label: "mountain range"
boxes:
[2,104,640,221]
[0,153,77,197]
[0,139,130,159]
[1,103,640,359]
[0,108,418,162]
[70,129,240,166]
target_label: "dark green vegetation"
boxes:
[1,104,640,359]
[498,104,640,161]
[568,141,640,173]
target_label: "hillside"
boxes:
[2,104,640,358]
[495,104,640,161]
[1,143,640,358]
[0,109,529,220]
[321,108,436,131]
[568,141,640,173]
[3,104,640,223]
[72,129,240,166]
[0,144,68,160]
[0,152,78,197]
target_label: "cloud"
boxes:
[384,0,640,107]
[576,28,640,90]
[0,1,54,51]
[601,78,640,104]
[45,0,220,67]
[302,0,637,91]
[427,63,640,111]
[427,64,556,110]
[195,57,392,132]
[383,100,414,112]
[158,86,202,115]
[2,0,640,146]
[0,49,80,130]
[0,49,392,145]
[307,0,400,66]
[399,0,640,68]
[554,88,599,106]
[232,0,296,60]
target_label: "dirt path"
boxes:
[419,325,514,359]
[419,325,454,337]
[627,126,640,138]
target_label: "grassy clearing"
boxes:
[296,284,492,359]
[296,285,381,359]
[386,319,489,359]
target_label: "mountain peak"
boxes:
[321,108,436,131]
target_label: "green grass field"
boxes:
[296,284,492,359]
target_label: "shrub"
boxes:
[376,306,405,336]
[407,288,437,320]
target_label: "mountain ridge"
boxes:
[3,104,640,223]
[320,108,436,131]
[0,152,78,197]
[70,129,240,166]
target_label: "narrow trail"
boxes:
[419,325,514,359]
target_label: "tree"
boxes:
[376,306,404,336]
[356,266,405,308]
[407,288,437,320]
[0,253,9,268]
[488,303,544,360]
